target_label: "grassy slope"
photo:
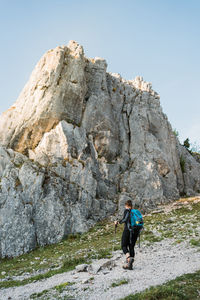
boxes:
[121,269,200,300]
[0,197,199,290]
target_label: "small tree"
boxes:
[173,128,179,137]
[183,138,190,149]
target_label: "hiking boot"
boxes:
[123,254,130,269]
[128,257,134,270]
[123,257,134,270]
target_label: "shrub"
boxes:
[183,138,190,149]
[173,129,179,137]
[180,155,185,173]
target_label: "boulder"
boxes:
[75,264,88,272]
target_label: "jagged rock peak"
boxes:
[67,40,84,55]
[0,41,156,156]
[0,40,87,154]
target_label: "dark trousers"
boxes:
[121,229,140,258]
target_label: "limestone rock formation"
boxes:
[0,41,87,154]
[0,40,200,257]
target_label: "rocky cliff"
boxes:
[0,41,200,258]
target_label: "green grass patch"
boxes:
[30,289,50,299]
[90,248,112,259]
[111,279,129,287]
[141,201,200,246]
[55,281,74,293]
[121,269,200,300]
[0,257,85,289]
[30,281,75,299]
[190,239,200,247]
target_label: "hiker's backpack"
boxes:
[129,209,144,230]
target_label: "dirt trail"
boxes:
[1,238,200,300]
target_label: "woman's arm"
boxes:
[119,209,130,224]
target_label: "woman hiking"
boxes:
[115,200,142,270]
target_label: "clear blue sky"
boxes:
[0,0,199,144]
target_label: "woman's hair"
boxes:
[125,200,132,208]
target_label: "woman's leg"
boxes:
[121,230,130,255]
[121,230,134,270]
[129,229,140,258]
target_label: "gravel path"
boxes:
[1,239,200,300]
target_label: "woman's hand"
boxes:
[114,220,119,225]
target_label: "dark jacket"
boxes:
[119,209,131,231]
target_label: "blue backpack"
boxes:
[129,209,144,230]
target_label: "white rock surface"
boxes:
[75,264,88,272]
[0,40,200,257]
[0,40,87,154]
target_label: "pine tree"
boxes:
[183,138,190,149]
